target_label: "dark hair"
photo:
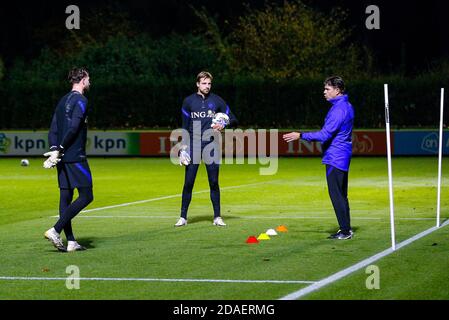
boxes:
[324,76,345,93]
[68,67,89,84]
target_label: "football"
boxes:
[20,159,30,166]
[211,112,230,127]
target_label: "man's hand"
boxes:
[43,150,61,169]
[179,148,191,166]
[283,132,301,143]
[211,123,225,131]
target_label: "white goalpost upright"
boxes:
[384,84,396,250]
[437,88,445,228]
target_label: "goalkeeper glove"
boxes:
[179,146,191,166]
[43,146,63,169]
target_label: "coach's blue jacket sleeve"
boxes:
[301,108,344,144]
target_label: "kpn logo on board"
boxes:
[0,133,11,153]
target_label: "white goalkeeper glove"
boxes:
[43,149,62,169]
[179,147,191,166]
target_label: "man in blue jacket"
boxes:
[283,76,354,240]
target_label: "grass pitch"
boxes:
[0,157,448,300]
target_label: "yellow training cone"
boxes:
[257,233,271,240]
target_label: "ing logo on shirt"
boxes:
[190,110,216,119]
[0,133,11,153]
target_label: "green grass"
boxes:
[0,157,448,299]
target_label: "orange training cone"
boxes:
[276,225,288,232]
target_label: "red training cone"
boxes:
[246,236,259,244]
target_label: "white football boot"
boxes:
[67,241,87,252]
[174,217,187,227]
[213,217,226,226]
[44,228,66,252]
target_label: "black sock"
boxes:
[206,164,220,218]
[181,164,199,219]
[59,188,75,241]
[54,187,93,234]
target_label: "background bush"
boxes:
[2,76,448,130]
[1,1,448,130]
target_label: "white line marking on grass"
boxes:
[239,216,447,221]
[0,276,316,285]
[239,216,384,220]
[63,215,446,222]
[279,219,449,300]
[58,215,381,220]
[398,218,443,221]
[73,181,278,214]
[65,215,176,219]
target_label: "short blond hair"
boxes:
[196,71,213,82]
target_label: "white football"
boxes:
[211,112,230,127]
[21,159,30,166]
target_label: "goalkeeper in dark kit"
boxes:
[175,71,238,227]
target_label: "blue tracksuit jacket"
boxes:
[301,94,354,172]
[181,92,238,148]
[48,90,88,163]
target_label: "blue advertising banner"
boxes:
[1,130,449,156]
[393,131,449,155]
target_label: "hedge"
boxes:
[1,77,448,130]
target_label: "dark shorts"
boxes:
[57,161,93,189]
